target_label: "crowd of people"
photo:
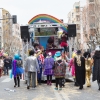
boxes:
[0,53,12,77]
[1,34,100,92]
[23,44,100,91]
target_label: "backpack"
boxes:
[54,60,66,77]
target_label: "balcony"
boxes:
[89,23,95,29]
[89,0,94,3]
[89,11,95,16]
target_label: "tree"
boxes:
[82,0,100,51]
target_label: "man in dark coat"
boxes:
[74,50,86,89]
[92,46,100,90]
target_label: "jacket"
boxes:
[44,57,54,69]
[25,56,40,72]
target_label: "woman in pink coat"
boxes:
[69,58,75,77]
[69,52,79,86]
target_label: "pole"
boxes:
[69,37,72,58]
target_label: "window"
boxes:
[76,6,80,12]
[6,13,8,17]
[77,24,80,30]
[3,15,5,19]
[76,15,80,21]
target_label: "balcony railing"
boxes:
[89,0,94,2]
[90,23,95,28]
[89,0,94,3]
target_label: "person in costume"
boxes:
[92,46,100,90]
[53,51,66,90]
[0,56,4,77]
[46,37,57,49]
[83,52,92,87]
[43,52,54,85]
[69,52,78,86]
[60,32,68,51]
[74,50,86,90]
[12,54,24,87]
[4,54,10,75]
[36,50,44,85]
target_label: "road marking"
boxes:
[51,85,70,100]
[2,78,12,82]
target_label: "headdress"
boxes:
[14,54,21,60]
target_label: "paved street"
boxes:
[0,76,100,100]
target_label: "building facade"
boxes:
[0,8,12,54]
[0,8,22,56]
[82,0,100,51]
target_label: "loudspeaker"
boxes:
[12,15,17,24]
[68,24,76,37]
[20,26,30,41]
[37,28,40,32]
[55,27,58,31]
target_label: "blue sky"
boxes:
[0,0,86,24]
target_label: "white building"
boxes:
[0,9,3,49]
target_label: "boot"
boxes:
[97,80,100,90]
[17,76,20,87]
[79,85,83,90]
[14,77,17,87]
[49,81,52,85]
[47,81,49,85]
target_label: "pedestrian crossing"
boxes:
[1,78,12,83]
[0,76,24,83]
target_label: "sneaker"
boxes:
[59,88,62,90]
[14,85,17,87]
[54,87,58,90]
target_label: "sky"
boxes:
[0,0,86,25]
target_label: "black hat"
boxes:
[77,50,81,55]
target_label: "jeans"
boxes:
[4,67,9,75]
[55,78,62,88]
[27,72,36,88]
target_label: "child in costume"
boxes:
[44,52,54,85]
[53,51,66,90]
[12,54,24,87]
[36,50,44,85]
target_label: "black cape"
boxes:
[74,56,86,85]
[93,54,100,81]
